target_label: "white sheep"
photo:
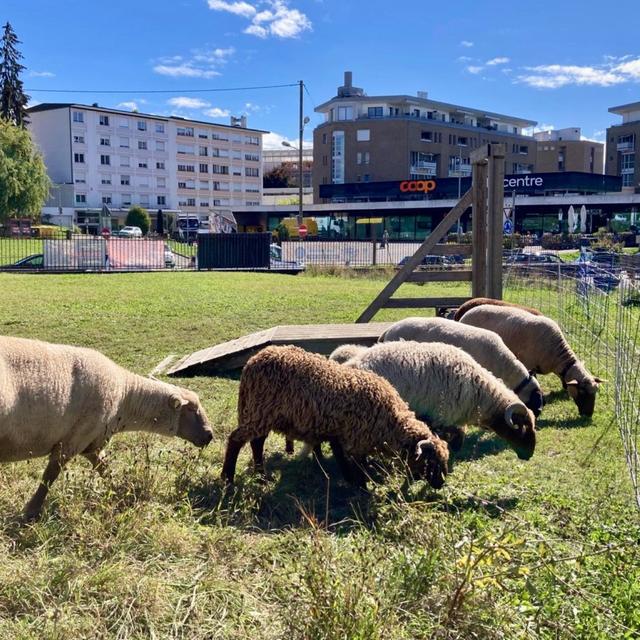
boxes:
[378,317,544,416]
[459,305,603,416]
[343,340,537,459]
[0,336,213,520]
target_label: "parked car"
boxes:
[508,251,565,264]
[574,250,620,268]
[397,254,452,269]
[119,226,143,238]
[164,244,175,268]
[2,254,44,270]
[269,243,304,271]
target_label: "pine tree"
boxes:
[0,22,29,127]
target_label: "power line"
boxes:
[25,82,299,95]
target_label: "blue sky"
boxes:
[5,0,640,148]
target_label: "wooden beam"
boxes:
[487,144,506,299]
[430,244,472,256]
[382,297,471,309]
[407,270,473,283]
[472,159,488,298]
[356,188,473,323]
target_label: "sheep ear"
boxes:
[565,380,579,387]
[594,376,607,384]
[170,396,186,410]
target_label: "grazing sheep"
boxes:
[328,343,369,364]
[459,305,603,416]
[0,336,213,520]
[343,341,537,460]
[221,345,449,489]
[453,297,543,321]
[379,317,544,416]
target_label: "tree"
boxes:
[0,118,50,222]
[0,23,29,127]
[263,164,292,188]
[126,206,151,235]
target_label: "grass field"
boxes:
[0,271,638,639]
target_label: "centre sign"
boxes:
[504,175,544,189]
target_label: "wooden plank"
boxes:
[407,270,473,283]
[383,297,471,309]
[487,144,506,299]
[430,244,472,256]
[472,159,488,298]
[272,322,391,341]
[356,188,473,323]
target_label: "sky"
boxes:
[4,0,640,148]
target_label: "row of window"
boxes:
[74,135,168,152]
[74,153,167,170]
[177,126,260,145]
[75,193,167,206]
[73,111,166,133]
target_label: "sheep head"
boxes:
[491,402,536,460]
[407,437,450,489]
[563,364,604,417]
[174,388,213,448]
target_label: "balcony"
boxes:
[448,165,472,178]
[411,162,437,175]
[617,140,635,151]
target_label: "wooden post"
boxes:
[471,158,488,298]
[486,144,505,299]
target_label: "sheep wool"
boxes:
[0,335,213,520]
[379,317,543,416]
[453,297,543,321]
[221,345,449,489]
[343,340,536,460]
[460,305,602,416]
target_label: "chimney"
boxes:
[344,71,353,88]
[337,71,364,98]
[417,91,428,99]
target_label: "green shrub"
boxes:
[126,206,151,236]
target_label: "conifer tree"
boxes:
[0,22,29,127]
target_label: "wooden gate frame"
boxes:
[357,143,505,323]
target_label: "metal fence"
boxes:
[504,263,640,508]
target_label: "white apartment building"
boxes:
[27,103,267,231]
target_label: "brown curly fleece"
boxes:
[221,345,449,488]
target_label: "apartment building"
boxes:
[606,102,640,191]
[313,72,537,202]
[263,147,313,187]
[534,128,603,174]
[27,103,266,230]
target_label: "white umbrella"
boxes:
[579,205,587,234]
[568,205,576,233]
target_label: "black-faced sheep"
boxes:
[342,341,537,460]
[459,305,603,416]
[378,317,544,416]
[221,345,449,489]
[453,297,543,321]
[0,336,213,520]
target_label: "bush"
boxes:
[126,206,151,236]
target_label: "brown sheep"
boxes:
[221,345,449,489]
[453,297,543,321]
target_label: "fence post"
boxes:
[472,158,489,298]
[486,144,506,299]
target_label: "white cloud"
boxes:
[154,64,221,78]
[168,96,211,109]
[460,40,474,48]
[208,0,311,39]
[615,58,640,79]
[466,65,484,74]
[207,0,257,17]
[117,101,141,111]
[28,70,55,78]
[486,57,510,66]
[203,107,231,118]
[153,46,235,79]
[262,131,312,150]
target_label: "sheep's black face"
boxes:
[566,382,597,417]
[492,406,536,460]
[526,389,544,418]
[175,395,213,447]
[409,439,449,489]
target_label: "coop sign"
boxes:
[399,179,437,193]
[504,175,544,189]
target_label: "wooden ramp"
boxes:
[165,322,393,377]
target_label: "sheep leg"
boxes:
[82,448,109,479]
[285,439,295,455]
[250,436,267,476]
[23,445,69,521]
[221,429,248,483]
[329,438,366,487]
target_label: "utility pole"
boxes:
[298,79,304,226]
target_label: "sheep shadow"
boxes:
[450,429,511,463]
[438,494,520,518]
[536,414,593,431]
[542,388,570,406]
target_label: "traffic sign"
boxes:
[298,224,308,238]
[503,219,513,235]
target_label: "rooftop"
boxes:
[609,101,640,115]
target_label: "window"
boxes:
[138,140,148,150]
[336,106,354,121]
[621,153,635,173]
[74,153,85,163]
[245,135,260,145]
[137,121,147,131]
[99,115,110,126]
[75,175,86,184]
[122,194,132,206]
[331,131,345,184]
[155,123,165,133]
[231,150,242,160]
[156,161,165,170]
[72,111,84,123]
[199,180,209,189]
[73,135,85,144]
[357,129,370,142]
[177,126,194,137]
[421,131,432,142]
[212,164,229,175]
[199,163,209,173]
[178,163,195,172]
[322,133,327,144]
[75,194,87,203]
[138,161,148,169]
[187,198,196,206]
[119,118,129,128]
[101,177,112,185]
[157,177,166,188]
[322,155,328,166]
[212,132,229,141]
[245,167,260,177]
[119,137,130,148]
[140,194,150,206]
[367,107,383,118]
[213,181,230,191]
[120,175,130,186]
[120,157,130,167]
[199,146,208,156]
[100,137,110,146]
[357,151,370,165]
[100,155,110,165]
[363,174,370,182]
[622,173,634,187]
[157,195,166,205]
[177,144,195,155]
[245,153,260,161]
[458,136,468,146]
[102,195,112,204]
[200,201,209,207]
[198,132,208,139]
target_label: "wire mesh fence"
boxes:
[504,262,640,508]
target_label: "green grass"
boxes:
[0,271,638,639]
